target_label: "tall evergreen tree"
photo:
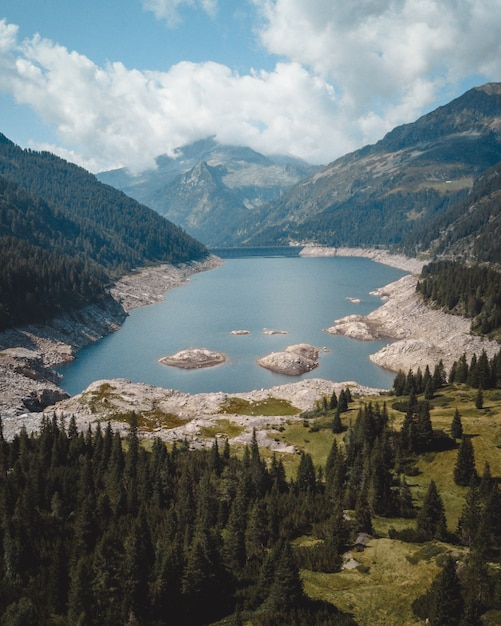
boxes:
[416,480,447,540]
[267,541,304,613]
[457,484,481,547]
[453,436,477,487]
[451,408,463,440]
[427,556,464,626]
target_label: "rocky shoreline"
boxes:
[0,256,222,421]
[327,273,500,373]
[1,248,499,444]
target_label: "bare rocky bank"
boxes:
[0,257,222,422]
[1,248,499,444]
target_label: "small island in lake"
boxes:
[257,343,319,376]
[159,348,226,369]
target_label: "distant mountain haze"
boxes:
[97,84,501,251]
[1,82,500,331]
[97,137,320,246]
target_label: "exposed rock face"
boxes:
[325,315,382,341]
[159,348,226,369]
[330,273,500,373]
[257,343,319,376]
[97,138,320,247]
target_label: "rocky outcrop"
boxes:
[35,377,380,451]
[330,273,500,373]
[325,315,382,341]
[159,348,226,369]
[257,343,319,376]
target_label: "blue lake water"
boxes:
[57,255,406,395]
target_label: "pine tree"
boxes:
[427,556,464,626]
[457,483,481,547]
[354,487,373,535]
[416,480,447,540]
[475,387,483,409]
[329,390,338,410]
[453,436,477,487]
[397,475,416,519]
[67,556,94,625]
[332,407,343,433]
[451,408,463,440]
[296,452,316,493]
[267,541,304,612]
[337,389,349,413]
[424,378,434,400]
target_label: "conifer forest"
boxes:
[1,355,500,625]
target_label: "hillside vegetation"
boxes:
[0,134,207,330]
[241,83,501,249]
[0,360,500,625]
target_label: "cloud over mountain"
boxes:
[0,0,500,172]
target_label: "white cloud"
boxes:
[253,0,501,125]
[0,1,500,174]
[142,0,217,27]
[0,19,351,171]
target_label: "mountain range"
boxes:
[97,138,320,247]
[98,84,501,255]
[1,82,500,331]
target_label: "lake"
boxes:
[57,255,406,395]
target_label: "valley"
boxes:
[0,80,500,625]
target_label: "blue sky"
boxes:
[1,0,500,172]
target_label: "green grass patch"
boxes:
[79,382,120,415]
[199,419,245,439]
[220,396,300,416]
[137,408,188,431]
[302,537,442,626]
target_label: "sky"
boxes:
[0,0,500,174]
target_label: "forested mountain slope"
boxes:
[242,83,501,248]
[402,159,501,264]
[0,134,207,330]
[97,137,320,246]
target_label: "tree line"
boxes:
[0,372,500,624]
[416,260,501,337]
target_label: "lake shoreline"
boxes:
[1,247,498,441]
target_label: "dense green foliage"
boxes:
[416,260,501,337]
[1,374,501,623]
[0,134,207,330]
[0,135,207,273]
[0,236,105,330]
[0,418,356,625]
[393,349,501,398]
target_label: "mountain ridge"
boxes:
[0,134,207,329]
[241,82,501,249]
[97,137,320,246]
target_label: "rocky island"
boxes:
[159,348,226,369]
[257,343,319,376]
